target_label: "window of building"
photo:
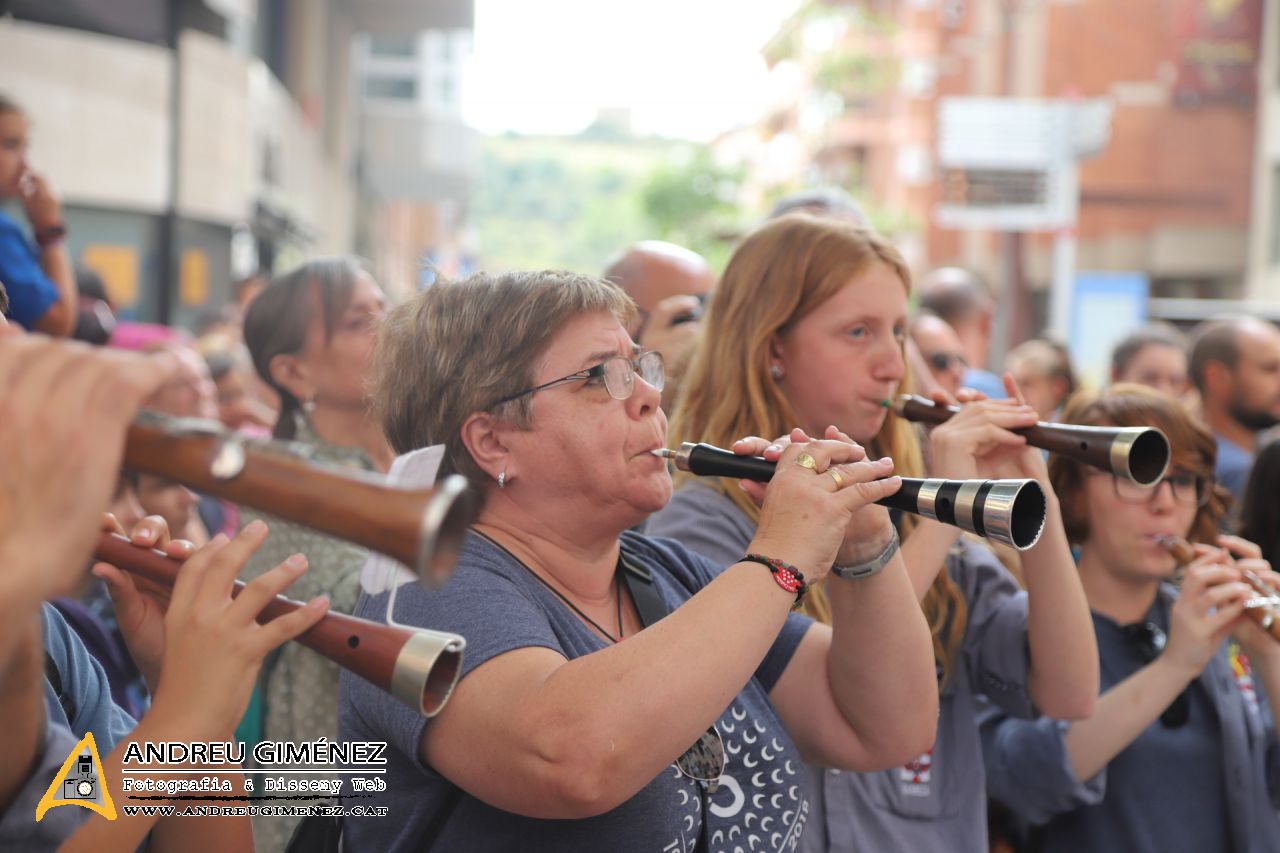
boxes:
[365,76,417,100]
[369,34,417,58]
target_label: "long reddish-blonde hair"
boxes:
[669,215,968,681]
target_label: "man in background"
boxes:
[918,267,1005,399]
[1189,317,1280,519]
[604,241,715,411]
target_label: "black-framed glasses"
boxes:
[1111,470,1215,508]
[676,725,726,848]
[493,350,665,407]
[1122,621,1190,728]
[926,351,969,373]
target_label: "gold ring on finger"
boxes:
[828,468,846,490]
[795,453,819,471]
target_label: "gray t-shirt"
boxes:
[338,530,813,852]
[649,481,1037,853]
[982,585,1280,853]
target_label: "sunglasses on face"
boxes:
[1122,621,1190,727]
[926,351,969,373]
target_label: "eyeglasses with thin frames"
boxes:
[492,350,665,407]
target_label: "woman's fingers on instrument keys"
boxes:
[1217,534,1263,561]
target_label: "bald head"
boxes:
[918,267,994,369]
[910,313,967,396]
[603,241,714,333]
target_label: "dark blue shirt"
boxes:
[0,210,58,330]
[982,586,1280,853]
[338,530,813,853]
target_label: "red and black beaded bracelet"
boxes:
[740,553,807,609]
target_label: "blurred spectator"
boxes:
[202,345,276,433]
[135,474,208,546]
[235,271,267,313]
[604,240,715,411]
[113,328,229,540]
[918,267,1005,399]
[240,257,390,852]
[767,186,869,225]
[910,312,968,397]
[1110,322,1189,399]
[193,303,244,343]
[1189,317,1280,518]
[1237,430,1280,570]
[141,342,221,423]
[52,475,151,720]
[72,265,117,345]
[0,93,76,335]
[1006,338,1076,421]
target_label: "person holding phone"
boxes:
[0,94,76,336]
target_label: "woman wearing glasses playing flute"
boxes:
[980,385,1280,852]
[336,270,939,852]
[647,215,1098,853]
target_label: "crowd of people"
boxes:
[4,84,1280,853]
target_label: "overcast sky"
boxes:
[464,0,801,140]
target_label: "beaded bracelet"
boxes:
[741,553,807,609]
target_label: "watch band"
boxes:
[831,527,900,581]
[35,223,67,248]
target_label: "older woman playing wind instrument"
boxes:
[337,270,938,852]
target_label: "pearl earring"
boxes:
[770,364,783,380]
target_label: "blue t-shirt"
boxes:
[338,530,813,853]
[1216,433,1254,525]
[0,210,58,330]
[42,603,137,749]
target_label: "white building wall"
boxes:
[0,18,170,213]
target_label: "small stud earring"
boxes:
[770,364,783,380]
[301,395,316,414]
[498,471,507,489]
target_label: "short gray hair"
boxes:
[373,270,635,490]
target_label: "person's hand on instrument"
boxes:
[926,373,1044,483]
[1214,535,1280,664]
[145,521,328,742]
[0,335,180,608]
[93,512,195,692]
[739,428,901,582]
[1163,548,1249,681]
